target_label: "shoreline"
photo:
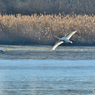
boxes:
[0,45,95,60]
[1,45,95,50]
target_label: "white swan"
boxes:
[0,47,5,53]
[52,31,77,50]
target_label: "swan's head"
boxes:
[70,41,73,43]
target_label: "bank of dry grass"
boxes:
[0,14,95,45]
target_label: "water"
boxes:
[0,45,95,95]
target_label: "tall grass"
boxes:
[0,14,95,45]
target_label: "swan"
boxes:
[52,30,77,50]
[0,47,5,53]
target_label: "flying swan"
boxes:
[52,31,77,50]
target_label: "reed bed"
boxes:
[0,14,95,45]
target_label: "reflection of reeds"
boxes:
[0,14,95,45]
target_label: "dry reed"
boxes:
[0,14,95,45]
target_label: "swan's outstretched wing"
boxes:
[65,31,77,39]
[52,41,64,50]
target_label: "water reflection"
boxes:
[0,60,95,95]
[0,50,95,60]
[0,46,95,60]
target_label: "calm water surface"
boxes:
[0,46,95,95]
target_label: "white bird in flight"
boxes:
[52,30,77,50]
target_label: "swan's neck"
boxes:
[54,36,60,40]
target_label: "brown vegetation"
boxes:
[0,14,95,45]
[0,0,95,45]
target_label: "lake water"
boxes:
[0,45,95,95]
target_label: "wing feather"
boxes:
[52,41,64,50]
[65,31,77,39]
